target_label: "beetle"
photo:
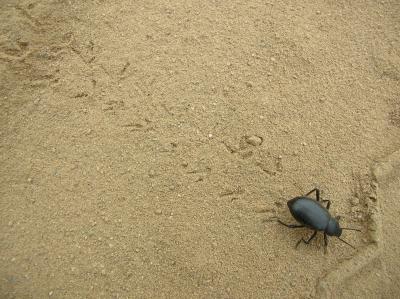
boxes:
[278,188,360,251]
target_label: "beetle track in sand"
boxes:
[316,151,398,298]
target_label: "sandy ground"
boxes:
[1,1,400,298]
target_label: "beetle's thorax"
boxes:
[326,217,342,236]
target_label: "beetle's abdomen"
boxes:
[287,197,331,231]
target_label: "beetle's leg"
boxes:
[295,230,318,248]
[277,220,304,228]
[305,188,320,201]
[321,199,331,210]
[324,233,329,254]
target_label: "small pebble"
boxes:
[148,170,156,178]
[27,178,33,183]
[155,209,162,215]
[351,206,359,213]
[49,291,53,296]
[245,135,263,146]
[350,197,360,206]
[102,104,113,111]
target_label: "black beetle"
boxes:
[278,188,360,251]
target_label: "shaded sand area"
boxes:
[1,1,400,298]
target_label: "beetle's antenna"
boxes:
[341,227,362,232]
[337,237,355,249]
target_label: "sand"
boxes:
[1,0,400,298]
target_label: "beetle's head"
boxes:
[326,217,342,236]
